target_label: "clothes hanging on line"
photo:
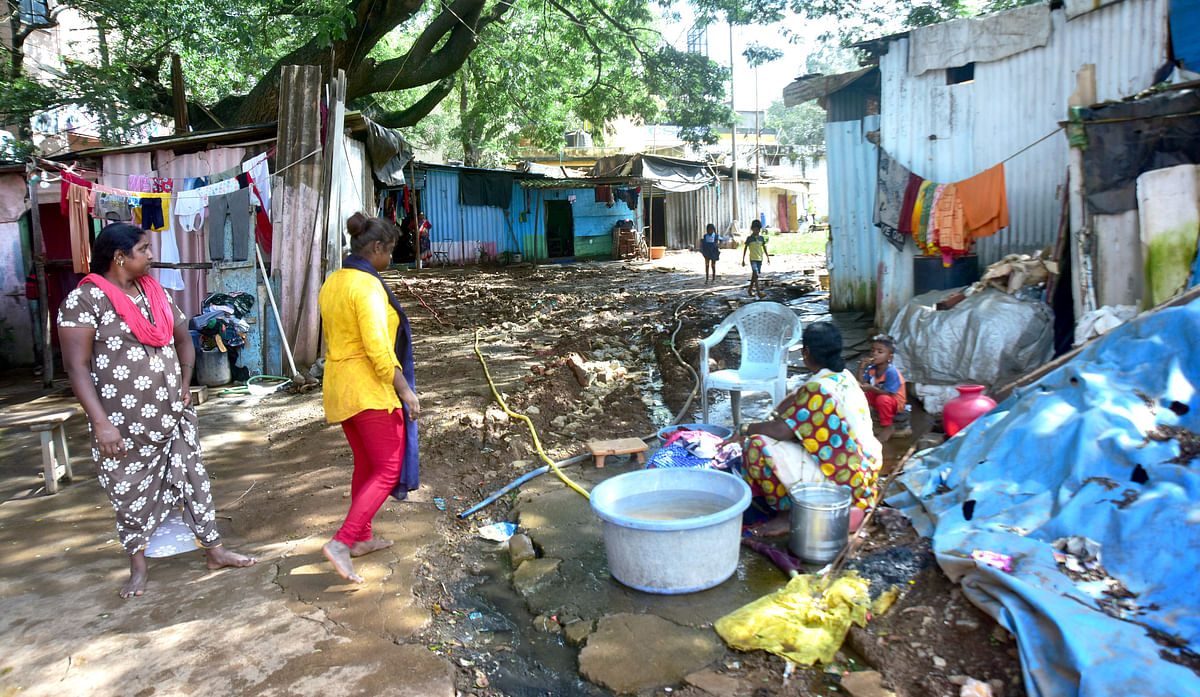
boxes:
[873,149,911,251]
[66,182,92,274]
[876,151,1010,265]
[957,164,1008,239]
[95,192,133,221]
[208,187,252,262]
[241,153,271,221]
[137,198,168,232]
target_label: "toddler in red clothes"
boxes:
[859,334,906,442]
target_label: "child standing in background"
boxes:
[700,223,720,283]
[741,220,770,297]
[859,334,906,443]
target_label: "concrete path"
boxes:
[0,392,454,697]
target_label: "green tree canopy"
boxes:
[0,0,1039,155]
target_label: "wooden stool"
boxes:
[0,405,82,495]
[586,437,649,469]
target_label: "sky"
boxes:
[659,11,844,112]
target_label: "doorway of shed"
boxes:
[643,195,665,247]
[387,188,422,264]
[545,200,574,259]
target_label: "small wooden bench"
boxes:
[0,405,82,494]
[586,437,649,469]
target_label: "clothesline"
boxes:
[882,126,1065,184]
[100,146,280,179]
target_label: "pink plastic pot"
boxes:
[944,385,997,437]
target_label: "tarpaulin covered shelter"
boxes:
[889,292,1200,697]
[590,154,754,248]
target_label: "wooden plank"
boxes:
[587,437,649,456]
[0,405,82,429]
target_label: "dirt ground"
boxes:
[0,249,1025,697]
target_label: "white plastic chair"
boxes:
[699,301,802,426]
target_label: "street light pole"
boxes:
[728,21,739,234]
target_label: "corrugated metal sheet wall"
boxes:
[421,170,510,264]
[830,0,1167,326]
[420,170,635,263]
[663,178,757,248]
[827,116,883,315]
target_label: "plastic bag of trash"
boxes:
[887,287,1054,389]
[714,572,872,665]
[477,522,517,542]
[1073,305,1137,347]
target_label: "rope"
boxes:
[473,329,591,500]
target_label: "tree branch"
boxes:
[347,0,514,99]
[541,0,603,99]
[366,75,457,127]
[581,0,649,60]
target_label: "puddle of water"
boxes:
[453,543,610,697]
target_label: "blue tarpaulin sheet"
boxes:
[889,298,1200,697]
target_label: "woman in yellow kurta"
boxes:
[319,213,420,584]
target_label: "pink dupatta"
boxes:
[78,273,176,347]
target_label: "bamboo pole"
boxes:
[27,162,52,387]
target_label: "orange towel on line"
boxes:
[958,163,1008,238]
[933,183,967,254]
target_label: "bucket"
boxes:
[656,423,734,446]
[649,246,666,260]
[788,483,851,563]
[195,347,231,387]
[591,468,751,594]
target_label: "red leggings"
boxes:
[334,409,406,546]
[865,391,899,426]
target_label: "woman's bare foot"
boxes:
[349,536,394,557]
[120,551,148,599]
[205,544,257,570]
[747,514,791,537]
[322,540,364,583]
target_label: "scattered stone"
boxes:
[989,678,1006,697]
[578,614,723,694]
[684,669,741,697]
[562,617,594,646]
[508,533,536,565]
[526,406,541,415]
[566,353,591,387]
[949,675,969,686]
[932,655,947,668]
[533,614,562,633]
[840,670,897,697]
[511,557,561,596]
[991,625,1012,643]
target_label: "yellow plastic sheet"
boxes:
[714,572,872,666]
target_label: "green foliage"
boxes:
[743,43,784,67]
[645,46,732,145]
[765,97,824,154]
[1,0,1040,155]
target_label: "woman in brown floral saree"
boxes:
[59,223,254,598]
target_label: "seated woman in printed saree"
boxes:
[58,223,256,599]
[721,321,884,537]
